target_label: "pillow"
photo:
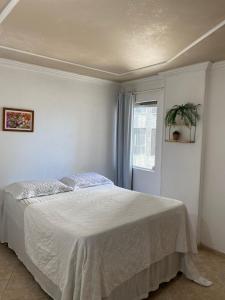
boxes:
[4,179,73,200]
[60,172,113,189]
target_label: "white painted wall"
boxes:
[0,60,118,195]
[122,63,209,242]
[201,62,225,253]
[160,63,209,242]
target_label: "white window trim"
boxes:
[132,88,164,196]
[132,101,158,171]
[133,166,155,173]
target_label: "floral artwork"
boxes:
[3,108,34,132]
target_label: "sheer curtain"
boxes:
[115,92,135,189]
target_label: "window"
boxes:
[132,102,157,170]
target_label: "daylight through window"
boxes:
[132,102,157,170]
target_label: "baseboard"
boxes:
[199,243,225,257]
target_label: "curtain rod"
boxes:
[132,87,163,95]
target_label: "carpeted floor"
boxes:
[0,243,224,300]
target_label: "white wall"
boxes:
[0,60,118,194]
[122,61,225,252]
[201,62,225,253]
[122,63,209,242]
[160,64,209,242]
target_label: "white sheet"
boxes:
[23,185,205,300]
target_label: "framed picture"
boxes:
[3,107,34,132]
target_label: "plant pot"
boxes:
[172,131,180,141]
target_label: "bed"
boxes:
[0,184,208,300]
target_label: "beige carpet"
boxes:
[0,243,224,300]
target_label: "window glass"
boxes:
[133,103,157,170]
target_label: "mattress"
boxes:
[0,185,206,300]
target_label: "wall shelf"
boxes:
[165,124,196,144]
[165,139,195,144]
[165,103,200,144]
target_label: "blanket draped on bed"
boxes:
[24,186,208,300]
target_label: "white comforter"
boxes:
[24,185,200,300]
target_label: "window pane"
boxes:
[132,104,157,170]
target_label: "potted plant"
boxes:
[165,103,200,142]
[172,130,180,141]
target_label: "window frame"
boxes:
[132,100,158,171]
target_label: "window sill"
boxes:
[133,166,155,173]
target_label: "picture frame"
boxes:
[3,107,34,132]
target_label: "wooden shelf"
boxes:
[165,139,195,144]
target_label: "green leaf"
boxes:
[165,102,200,127]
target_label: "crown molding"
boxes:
[166,19,225,65]
[0,16,224,78]
[121,62,213,85]
[0,45,120,76]
[211,60,225,71]
[1,56,219,87]
[122,74,163,85]
[0,58,119,85]
[159,62,211,77]
[0,44,166,76]
[0,0,20,24]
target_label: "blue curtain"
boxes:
[115,92,134,189]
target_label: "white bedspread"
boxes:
[24,186,202,300]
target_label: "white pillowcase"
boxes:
[5,180,73,200]
[60,172,113,189]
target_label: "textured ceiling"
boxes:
[0,0,8,11]
[0,0,225,81]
